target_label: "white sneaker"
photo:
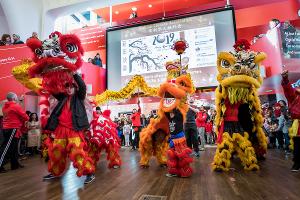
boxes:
[165,173,177,177]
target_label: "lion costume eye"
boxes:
[66,43,78,52]
[249,63,259,70]
[180,81,187,87]
[220,59,230,68]
[35,48,43,55]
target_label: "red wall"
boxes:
[81,63,106,96]
[235,0,299,29]
[0,44,33,100]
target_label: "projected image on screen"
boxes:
[107,9,236,90]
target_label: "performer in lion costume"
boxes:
[139,58,194,177]
[18,32,95,184]
[212,39,267,171]
[87,107,122,170]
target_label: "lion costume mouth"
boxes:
[220,74,261,88]
[163,92,176,108]
[29,57,80,77]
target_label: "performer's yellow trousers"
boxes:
[212,132,259,171]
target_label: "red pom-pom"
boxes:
[233,39,251,51]
[49,31,62,39]
[103,110,111,118]
[172,40,188,55]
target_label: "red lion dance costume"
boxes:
[26,32,95,178]
[139,41,194,177]
[87,109,122,169]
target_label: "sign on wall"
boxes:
[281,21,300,59]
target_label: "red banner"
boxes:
[69,25,106,52]
[0,45,33,100]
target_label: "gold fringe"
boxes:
[12,59,41,92]
[95,75,158,105]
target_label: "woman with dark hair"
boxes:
[1,34,12,45]
[27,113,41,153]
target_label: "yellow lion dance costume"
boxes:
[212,39,267,171]
[139,60,194,174]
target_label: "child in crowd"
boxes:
[123,121,131,147]
[205,118,213,144]
[269,119,278,149]
[27,113,41,154]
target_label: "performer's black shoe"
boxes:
[291,163,300,172]
[11,163,24,170]
[195,152,200,158]
[43,173,56,180]
[84,174,95,184]
[160,164,167,168]
[0,167,7,173]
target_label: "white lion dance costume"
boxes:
[87,109,122,169]
[212,39,267,171]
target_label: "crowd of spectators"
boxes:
[263,100,293,153]
[112,101,217,155]
[0,32,39,46]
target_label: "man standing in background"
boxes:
[131,100,141,150]
[184,99,200,157]
[0,92,29,173]
[196,106,207,151]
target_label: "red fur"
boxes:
[168,167,179,175]
[41,109,49,116]
[26,38,42,62]
[48,144,66,162]
[59,34,84,58]
[41,71,74,94]
[38,99,50,106]
[29,58,80,78]
[70,150,85,169]
[102,110,111,118]
[82,157,95,175]
[179,166,193,177]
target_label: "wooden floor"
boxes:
[1,146,300,200]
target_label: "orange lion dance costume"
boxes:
[26,32,94,177]
[87,109,122,169]
[139,41,194,177]
[212,39,267,172]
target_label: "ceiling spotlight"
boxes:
[148,4,152,8]
[131,7,137,11]
[115,11,119,14]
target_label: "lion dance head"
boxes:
[216,39,266,104]
[157,59,194,118]
[26,31,84,94]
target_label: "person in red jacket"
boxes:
[281,70,300,172]
[0,92,29,173]
[196,106,207,151]
[131,99,141,150]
